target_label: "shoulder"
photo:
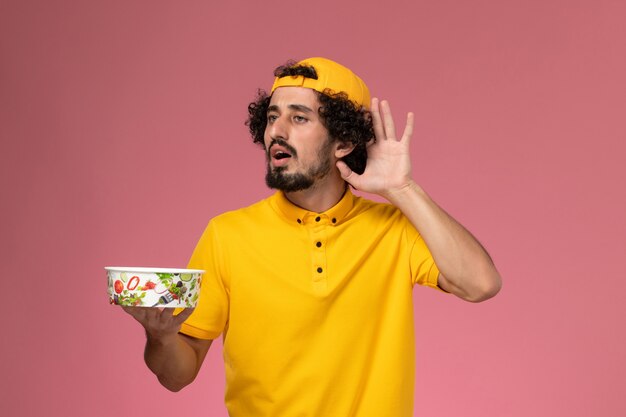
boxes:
[209,195,275,229]
[350,194,404,220]
[342,194,409,234]
[349,195,423,247]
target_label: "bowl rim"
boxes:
[104,266,205,274]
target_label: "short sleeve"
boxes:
[180,220,230,340]
[406,221,442,290]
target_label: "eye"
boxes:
[294,115,308,123]
[267,114,278,123]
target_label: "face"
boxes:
[264,87,335,192]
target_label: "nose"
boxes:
[267,115,288,142]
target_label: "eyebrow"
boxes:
[267,104,315,113]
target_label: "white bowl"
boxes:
[105,267,204,308]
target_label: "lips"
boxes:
[269,143,295,167]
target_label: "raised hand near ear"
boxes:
[336,98,415,199]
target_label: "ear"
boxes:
[334,141,356,159]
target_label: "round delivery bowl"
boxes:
[105,267,204,308]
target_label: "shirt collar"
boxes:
[270,188,355,226]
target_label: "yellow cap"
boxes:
[271,57,371,109]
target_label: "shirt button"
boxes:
[315,216,321,222]
[316,241,322,248]
[317,267,323,273]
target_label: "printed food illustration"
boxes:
[107,270,202,308]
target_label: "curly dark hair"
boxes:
[245,61,374,174]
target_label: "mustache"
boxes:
[267,139,297,158]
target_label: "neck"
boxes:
[283,174,347,213]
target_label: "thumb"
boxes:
[173,307,195,323]
[336,161,360,187]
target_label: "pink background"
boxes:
[2,0,624,416]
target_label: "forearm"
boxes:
[385,181,501,302]
[144,332,204,392]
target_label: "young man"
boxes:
[124,57,501,416]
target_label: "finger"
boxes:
[122,306,145,320]
[336,161,360,189]
[173,308,195,324]
[402,112,414,143]
[160,307,177,319]
[121,306,134,315]
[370,98,386,140]
[380,100,397,140]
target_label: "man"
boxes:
[124,57,501,416]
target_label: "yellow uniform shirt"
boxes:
[181,189,440,417]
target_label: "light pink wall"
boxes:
[2,1,624,416]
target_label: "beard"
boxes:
[265,138,334,192]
